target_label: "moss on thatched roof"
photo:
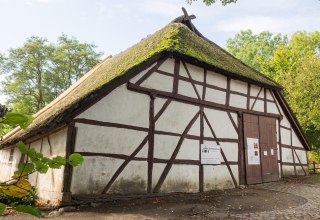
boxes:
[1,22,280,146]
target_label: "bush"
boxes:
[0,187,37,207]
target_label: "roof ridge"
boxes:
[171,8,282,88]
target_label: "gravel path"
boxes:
[230,179,320,219]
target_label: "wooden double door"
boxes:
[243,114,279,184]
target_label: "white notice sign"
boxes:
[201,143,221,164]
[247,138,260,165]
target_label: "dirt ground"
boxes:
[2,176,316,220]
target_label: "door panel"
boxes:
[259,116,278,182]
[243,114,262,184]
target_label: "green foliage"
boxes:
[226,29,288,80]
[0,104,11,136]
[0,107,33,137]
[0,188,37,207]
[0,110,84,217]
[0,35,102,115]
[0,203,6,215]
[14,205,43,218]
[14,141,84,177]
[187,0,237,6]
[68,153,84,167]
[1,112,33,129]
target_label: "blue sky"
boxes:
[0,0,319,103]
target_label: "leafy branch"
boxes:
[186,0,238,6]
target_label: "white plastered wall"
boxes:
[28,127,68,206]
[73,82,150,194]
[0,127,68,207]
[0,147,21,182]
[274,96,308,176]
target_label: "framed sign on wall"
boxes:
[201,143,221,165]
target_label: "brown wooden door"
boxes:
[259,116,279,182]
[243,114,262,184]
[243,114,278,184]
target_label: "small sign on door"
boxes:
[201,143,221,165]
[247,138,260,165]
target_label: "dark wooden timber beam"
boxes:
[203,112,237,187]
[102,136,148,194]
[293,149,307,175]
[182,61,201,100]
[250,87,263,111]
[237,113,245,185]
[147,95,155,193]
[278,120,283,177]
[136,59,167,86]
[62,123,77,203]
[127,83,282,120]
[290,128,297,176]
[76,151,238,166]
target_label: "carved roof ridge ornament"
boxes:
[181,7,196,32]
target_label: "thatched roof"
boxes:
[1,20,282,146]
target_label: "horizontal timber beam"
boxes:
[280,144,306,151]
[281,161,308,166]
[76,151,238,166]
[128,83,282,119]
[73,118,238,143]
[155,69,276,103]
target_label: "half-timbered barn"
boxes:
[0,10,311,206]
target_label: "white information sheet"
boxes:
[201,143,221,164]
[247,138,260,165]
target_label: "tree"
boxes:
[226,30,288,80]
[1,37,53,114]
[1,35,102,115]
[270,31,320,82]
[187,0,238,6]
[282,56,320,149]
[49,34,102,100]
[276,32,320,150]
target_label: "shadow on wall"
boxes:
[109,176,147,194]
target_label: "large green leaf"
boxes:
[34,161,48,174]
[16,141,28,154]
[2,112,33,129]
[0,203,6,215]
[68,153,84,167]
[48,156,66,168]
[14,205,42,218]
[17,163,35,173]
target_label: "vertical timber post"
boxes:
[278,120,283,178]
[147,95,155,193]
[238,112,245,185]
[62,123,77,203]
[199,107,204,192]
[199,69,206,192]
